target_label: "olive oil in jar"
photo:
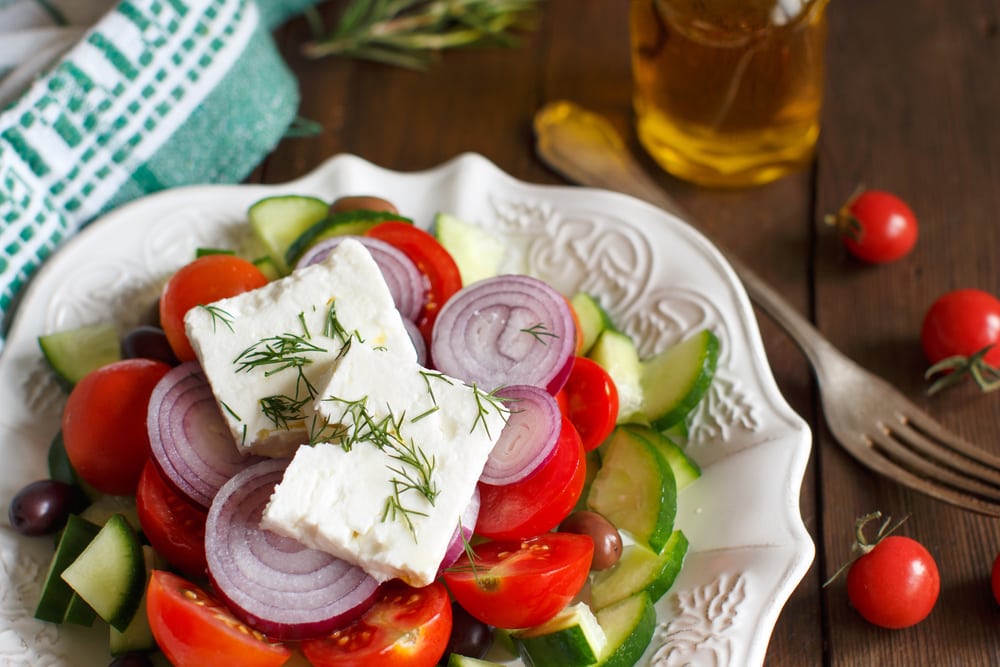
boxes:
[630,0,829,187]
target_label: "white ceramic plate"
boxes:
[0,153,813,667]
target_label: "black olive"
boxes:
[109,653,153,667]
[121,325,179,366]
[440,601,494,664]
[560,510,623,571]
[8,479,86,537]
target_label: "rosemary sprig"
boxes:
[300,0,542,70]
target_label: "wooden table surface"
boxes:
[260,1,1000,665]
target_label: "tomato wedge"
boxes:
[146,570,291,667]
[442,533,594,629]
[365,221,462,343]
[136,460,208,577]
[561,356,619,451]
[159,254,269,361]
[301,580,452,667]
[475,415,586,540]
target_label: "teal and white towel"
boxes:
[0,0,320,337]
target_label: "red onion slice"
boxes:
[479,385,562,485]
[430,274,577,394]
[147,361,264,509]
[295,235,428,321]
[206,458,380,641]
[402,316,427,366]
[438,488,480,573]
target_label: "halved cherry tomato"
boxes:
[475,415,586,540]
[301,580,452,667]
[442,532,594,629]
[62,358,172,495]
[562,356,619,451]
[160,254,269,361]
[136,460,208,577]
[147,570,291,667]
[365,221,462,343]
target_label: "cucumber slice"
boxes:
[640,329,719,431]
[570,292,615,356]
[110,545,160,655]
[248,194,330,275]
[591,530,689,610]
[588,427,677,552]
[594,593,656,667]
[252,255,281,281]
[38,323,120,387]
[34,514,101,624]
[283,209,412,269]
[588,329,644,423]
[60,513,146,632]
[434,212,507,286]
[513,602,607,667]
[621,424,701,491]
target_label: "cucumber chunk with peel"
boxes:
[248,194,329,275]
[591,530,689,610]
[60,513,146,632]
[640,329,719,430]
[434,212,507,286]
[589,329,644,423]
[34,514,101,624]
[570,292,615,355]
[595,593,656,667]
[587,427,677,553]
[621,424,701,490]
[38,323,120,387]
[513,602,607,667]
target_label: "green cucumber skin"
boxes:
[643,329,720,431]
[595,593,657,667]
[248,195,329,274]
[621,424,701,491]
[591,530,689,611]
[34,515,101,624]
[516,628,600,667]
[283,210,412,268]
[588,428,677,554]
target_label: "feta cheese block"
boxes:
[184,239,416,456]
[262,341,509,587]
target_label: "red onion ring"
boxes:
[205,458,380,640]
[147,361,264,509]
[479,385,562,485]
[402,316,427,365]
[438,487,480,573]
[295,235,427,321]
[430,274,577,394]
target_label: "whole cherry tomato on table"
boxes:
[826,188,918,263]
[835,512,940,629]
[921,289,1000,394]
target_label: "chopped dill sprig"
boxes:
[470,385,509,438]
[521,322,558,345]
[199,304,235,332]
[419,369,455,406]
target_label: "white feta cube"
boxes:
[262,342,508,586]
[184,239,416,456]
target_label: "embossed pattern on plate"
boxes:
[0,153,813,667]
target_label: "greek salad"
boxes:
[10,191,720,667]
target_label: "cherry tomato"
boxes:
[146,570,291,667]
[442,532,594,629]
[365,221,462,343]
[992,552,1000,606]
[846,534,940,629]
[62,358,172,495]
[159,254,269,361]
[475,415,586,540]
[136,460,208,577]
[921,289,1000,366]
[827,189,918,263]
[561,356,619,451]
[301,580,452,667]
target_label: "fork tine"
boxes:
[865,426,1000,504]
[901,406,1000,472]
[887,415,1000,488]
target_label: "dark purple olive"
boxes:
[439,601,493,664]
[109,653,153,667]
[121,325,179,366]
[560,510,623,571]
[8,479,86,537]
[329,195,399,216]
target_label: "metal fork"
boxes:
[533,100,1000,517]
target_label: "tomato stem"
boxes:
[925,344,1000,395]
[823,510,910,587]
